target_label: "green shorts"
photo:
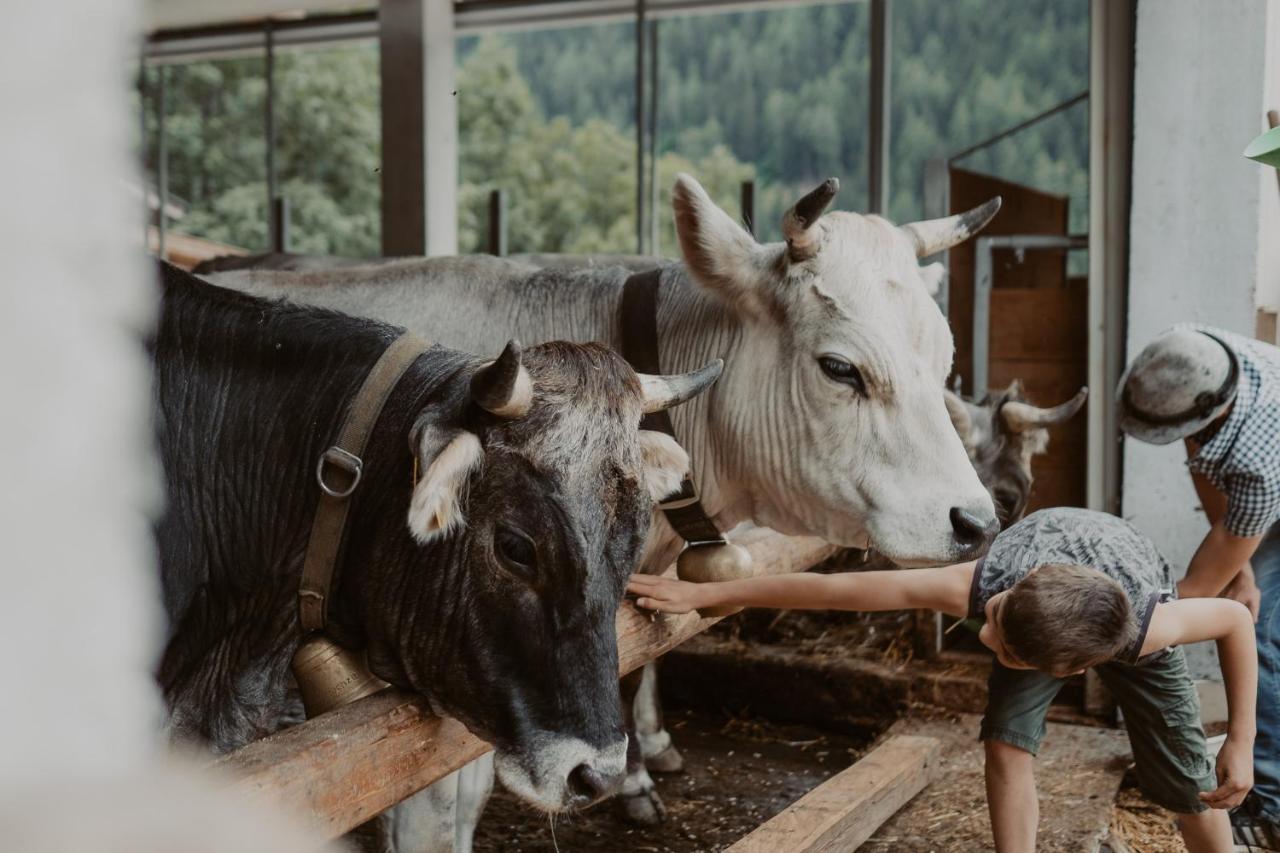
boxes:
[980,646,1216,814]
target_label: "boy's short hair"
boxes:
[1000,564,1139,674]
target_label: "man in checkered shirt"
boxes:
[1120,324,1280,848]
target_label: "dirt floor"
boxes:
[473,709,877,852]
[864,712,1132,852]
[475,552,1156,851]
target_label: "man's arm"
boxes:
[1181,442,1263,608]
[1143,599,1256,808]
[627,561,976,618]
[1179,523,1264,599]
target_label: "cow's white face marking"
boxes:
[494,733,628,813]
[673,175,996,564]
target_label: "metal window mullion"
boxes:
[266,21,278,252]
[648,17,659,256]
[634,0,647,255]
[157,64,168,261]
[139,54,149,253]
[868,0,890,214]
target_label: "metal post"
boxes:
[265,20,278,250]
[271,196,290,254]
[648,18,659,256]
[740,180,755,236]
[634,0,647,255]
[138,55,149,252]
[157,64,168,261]
[487,189,507,256]
[868,0,891,214]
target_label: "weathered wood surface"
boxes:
[725,735,940,853]
[216,529,836,838]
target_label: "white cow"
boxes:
[206,173,1002,849]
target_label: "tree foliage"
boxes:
[148,0,1088,259]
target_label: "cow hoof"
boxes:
[618,789,667,826]
[644,744,685,774]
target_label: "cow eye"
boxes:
[817,356,867,396]
[494,526,537,577]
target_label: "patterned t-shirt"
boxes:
[967,507,1175,664]
[1182,324,1280,538]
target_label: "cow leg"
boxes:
[453,753,495,853]
[616,667,668,826]
[634,660,684,773]
[390,773,460,853]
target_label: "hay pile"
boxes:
[1106,785,1185,852]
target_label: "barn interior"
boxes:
[4,1,1280,852]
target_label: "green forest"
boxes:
[145,0,1089,259]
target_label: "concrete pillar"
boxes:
[1123,0,1280,676]
[1086,0,1134,516]
[380,0,458,257]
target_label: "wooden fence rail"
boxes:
[216,529,837,838]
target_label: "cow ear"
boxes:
[639,430,690,502]
[407,427,484,544]
[919,262,946,297]
[672,173,766,317]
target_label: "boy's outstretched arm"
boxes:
[627,560,975,618]
[1143,598,1257,809]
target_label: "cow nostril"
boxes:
[950,506,999,550]
[567,763,611,803]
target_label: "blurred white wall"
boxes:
[0,0,161,785]
[1125,0,1280,677]
[0,1,330,848]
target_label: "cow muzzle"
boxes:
[494,734,629,812]
[949,504,1000,557]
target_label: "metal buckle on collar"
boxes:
[316,447,363,498]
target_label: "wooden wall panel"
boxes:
[947,168,1086,511]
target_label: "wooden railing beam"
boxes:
[216,530,836,838]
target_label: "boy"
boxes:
[629,507,1257,853]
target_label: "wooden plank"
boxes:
[216,530,836,839]
[725,735,940,853]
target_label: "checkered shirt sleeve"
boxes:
[1224,469,1280,538]
[1211,332,1280,537]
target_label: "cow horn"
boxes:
[783,178,839,261]
[471,340,533,419]
[638,359,724,414]
[943,390,974,439]
[1000,387,1088,432]
[901,196,1002,258]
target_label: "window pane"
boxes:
[156,54,269,254]
[456,23,637,255]
[276,40,381,258]
[890,0,1090,231]
[654,2,870,251]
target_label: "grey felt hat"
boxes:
[1117,328,1240,445]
